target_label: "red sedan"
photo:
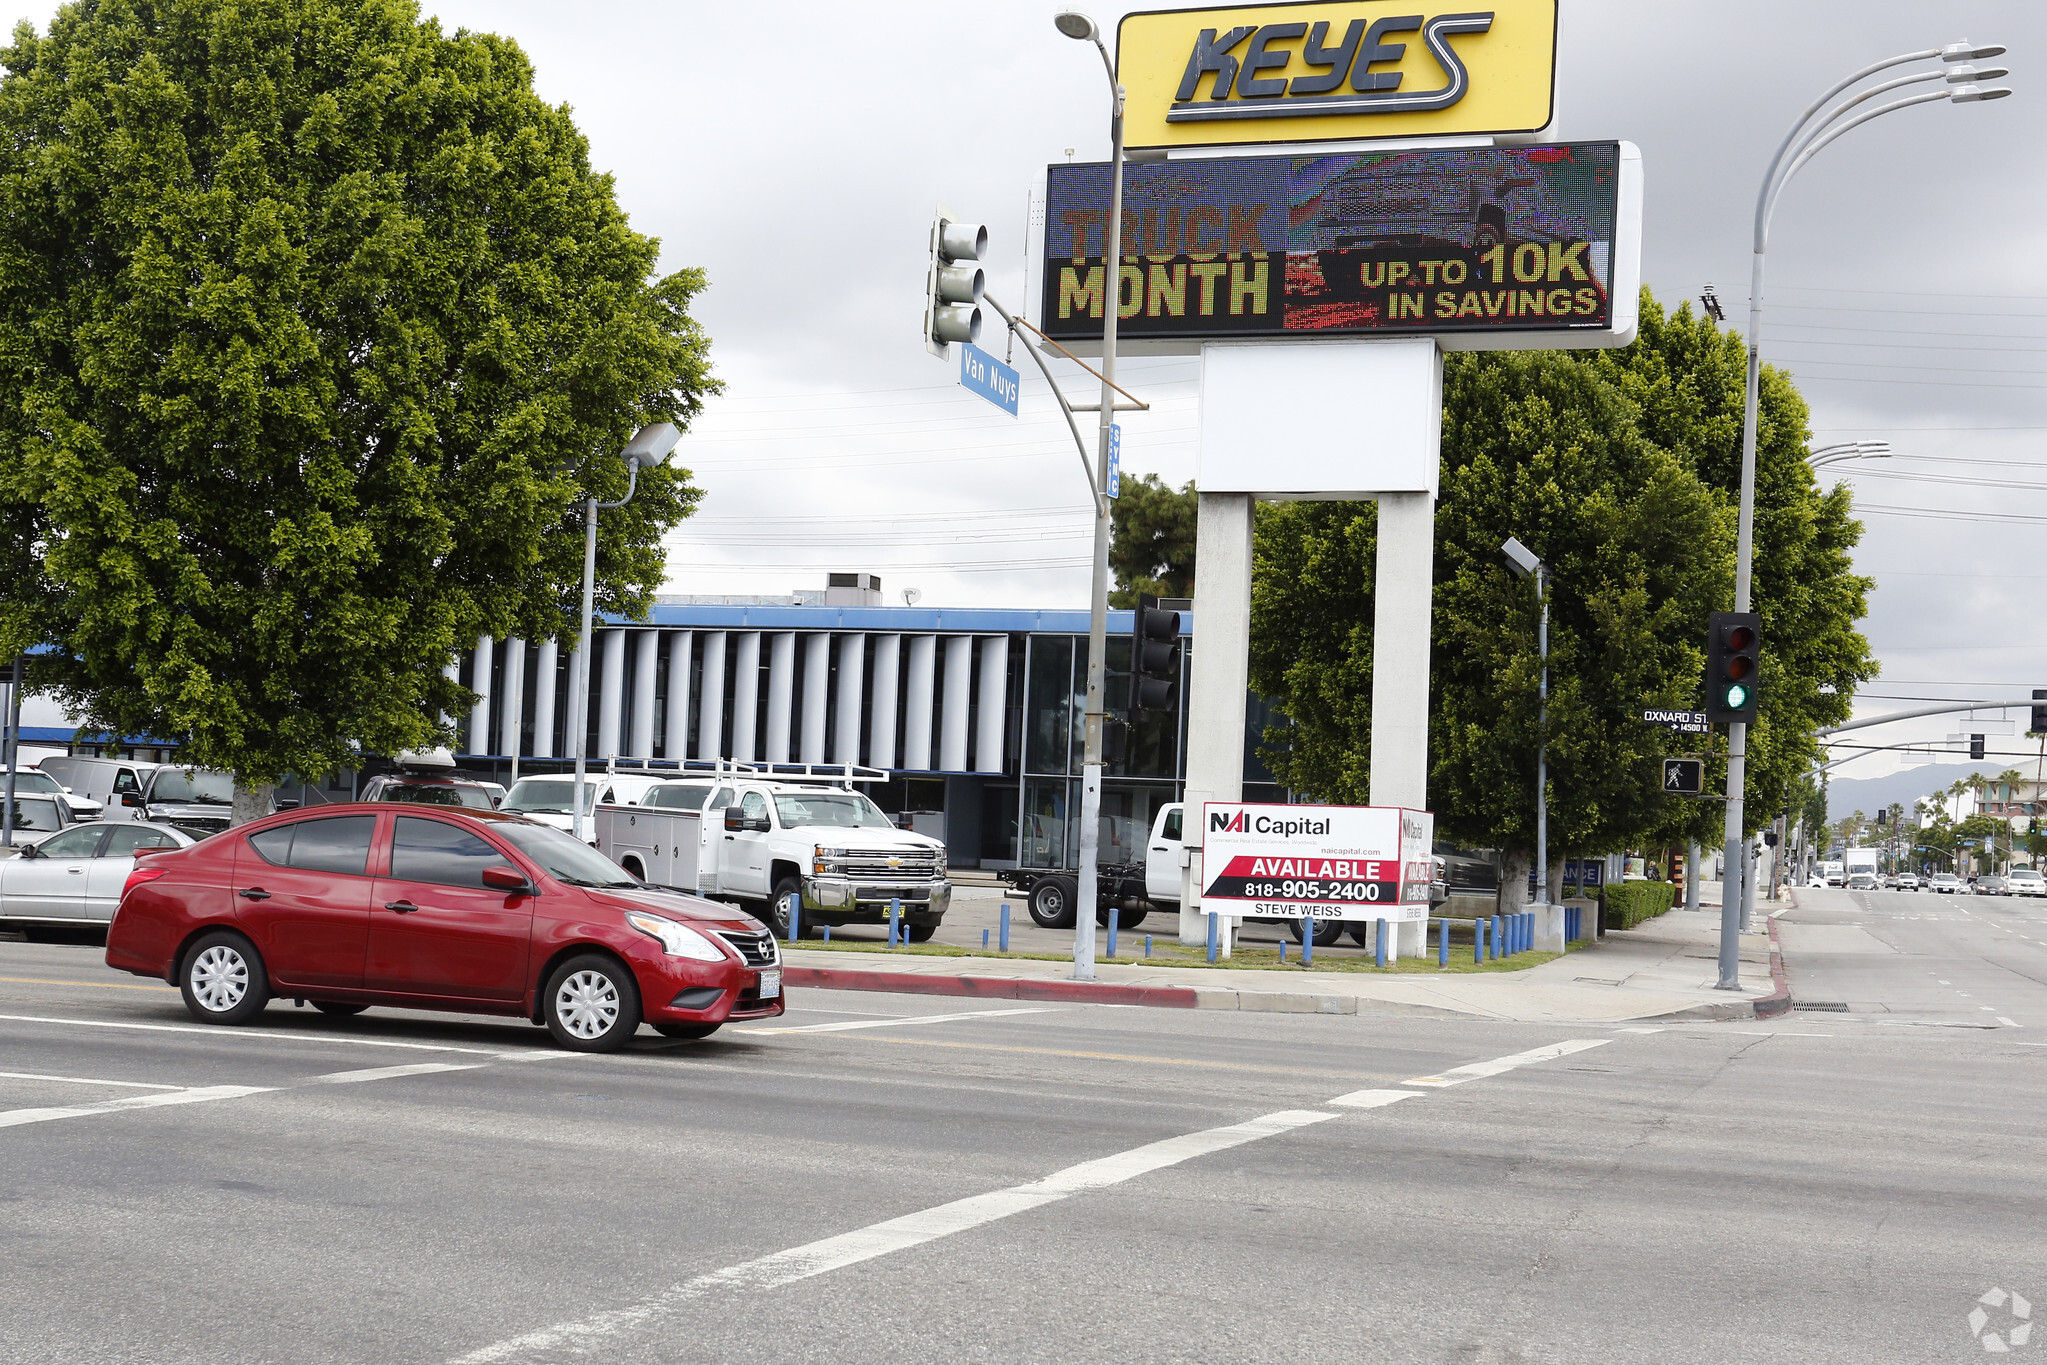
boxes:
[106,805,784,1050]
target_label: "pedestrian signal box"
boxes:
[1662,758,1705,795]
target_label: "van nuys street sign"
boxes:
[1201,802,1433,921]
[958,342,1019,416]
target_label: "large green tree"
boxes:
[1108,472,1196,608]
[0,0,714,815]
[1249,291,1874,888]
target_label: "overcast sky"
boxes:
[12,1,2046,795]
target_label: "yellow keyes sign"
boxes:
[1117,1,1558,149]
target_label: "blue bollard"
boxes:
[1207,912,1219,963]
[1302,919,1314,966]
[1107,906,1118,959]
[1000,903,1011,952]
[1145,935,1152,958]
[983,928,990,949]
[822,925,831,943]
[890,897,902,947]
[1375,918,1388,968]
[1279,937,1288,963]
[789,894,801,945]
[1475,918,1484,964]
[1439,917,1450,967]
[1494,914,1504,960]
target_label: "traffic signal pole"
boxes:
[1716,40,2012,991]
[1073,54,1126,983]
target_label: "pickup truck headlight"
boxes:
[626,911,726,962]
[813,846,849,875]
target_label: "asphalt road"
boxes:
[1779,884,2047,1027]
[3,922,2044,1364]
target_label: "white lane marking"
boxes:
[1982,1006,1997,1012]
[1939,980,1952,985]
[1402,1039,1611,1087]
[1326,1088,1421,1110]
[0,1013,502,1054]
[735,1007,1060,1034]
[0,1085,272,1130]
[1999,1017,2021,1028]
[316,1063,486,1085]
[0,1070,183,1091]
[449,1108,1338,1364]
[1617,1027,1664,1034]
[492,1051,595,1063]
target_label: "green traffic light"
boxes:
[1724,682,1750,711]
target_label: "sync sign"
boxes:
[1202,801,1434,921]
[1042,141,1636,345]
[1116,1,1558,150]
[958,342,1019,416]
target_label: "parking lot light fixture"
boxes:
[571,422,682,842]
[1502,538,1551,914]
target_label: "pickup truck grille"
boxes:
[838,853,942,880]
[715,929,780,968]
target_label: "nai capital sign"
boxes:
[1118,0,1558,149]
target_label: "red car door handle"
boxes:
[239,888,271,900]
[386,901,421,914]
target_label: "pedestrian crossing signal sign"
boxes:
[1662,758,1704,795]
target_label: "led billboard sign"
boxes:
[1040,141,1637,347]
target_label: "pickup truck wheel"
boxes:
[905,924,939,943]
[765,878,805,939]
[1348,924,1373,948]
[1287,918,1347,947]
[1028,876,1078,929]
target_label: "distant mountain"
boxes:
[1825,761,2044,823]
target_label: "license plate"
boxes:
[757,969,781,999]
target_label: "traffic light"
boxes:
[1703,611,1761,724]
[923,210,985,358]
[2032,688,2047,735]
[1129,594,1181,711]
[1102,716,1128,765]
[1971,734,1986,760]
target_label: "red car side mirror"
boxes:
[481,865,531,894]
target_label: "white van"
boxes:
[499,772,673,832]
[39,756,159,819]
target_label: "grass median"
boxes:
[779,935,1585,975]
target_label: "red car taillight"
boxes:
[121,866,171,901]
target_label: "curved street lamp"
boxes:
[1052,9,1124,980]
[1716,41,2013,989]
[570,422,682,841]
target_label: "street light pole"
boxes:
[1716,40,2010,991]
[1503,538,1549,908]
[570,422,682,843]
[1056,10,1123,980]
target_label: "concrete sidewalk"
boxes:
[781,906,1782,1023]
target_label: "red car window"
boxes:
[389,817,505,890]
[247,815,377,876]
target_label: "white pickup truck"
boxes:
[596,778,950,940]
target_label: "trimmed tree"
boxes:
[1108,472,1197,609]
[0,0,715,818]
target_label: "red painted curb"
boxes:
[1754,916,1793,1018]
[782,966,1200,1009]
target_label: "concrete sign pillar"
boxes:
[1180,491,1254,945]
[1184,338,1444,952]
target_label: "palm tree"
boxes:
[1997,769,2028,871]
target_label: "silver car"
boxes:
[2006,868,2046,898]
[0,821,195,925]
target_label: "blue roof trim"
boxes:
[12,727,178,746]
[595,604,1195,636]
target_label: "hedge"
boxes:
[1601,880,1677,930]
